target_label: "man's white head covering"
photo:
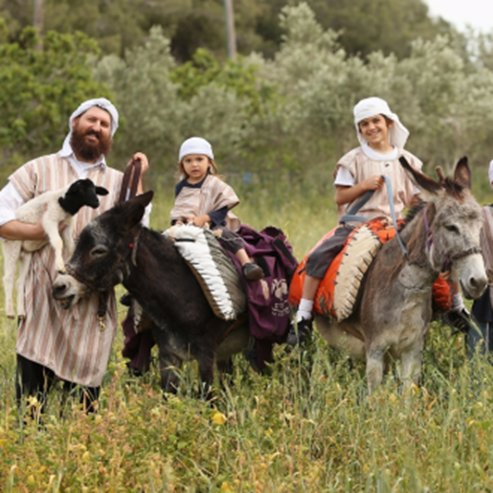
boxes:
[353,97,409,150]
[61,97,119,154]
[178,137,214,162]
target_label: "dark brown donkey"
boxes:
[51,191,263,397]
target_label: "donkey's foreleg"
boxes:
[150,326,184,394]
[158,351,182,394]
[197,350,216,400]
[366,346,386,394]
[217,357,234,388]
[155,342,181,394]
[400,344,423,392]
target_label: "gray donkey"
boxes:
[316,157,487,393]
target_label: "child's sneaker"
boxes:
[286,318,313,346]
[120,292,133,306]
[242,262,264,281]
[444,308,478,334]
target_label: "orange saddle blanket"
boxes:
[289,218,451,320]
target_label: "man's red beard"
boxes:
[70,125,112,162]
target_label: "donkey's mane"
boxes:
[399,201,427,232]
[441,178,466,199]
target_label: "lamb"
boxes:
[2,178,108,318]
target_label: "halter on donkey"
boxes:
[315,157,487,393]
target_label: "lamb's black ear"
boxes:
[96,186,109,196]
[454,156,472,189]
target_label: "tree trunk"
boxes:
[223,0,237,59]
[33,0,44,50]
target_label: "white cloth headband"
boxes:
[353,97,409,149]
[61,98,119,154]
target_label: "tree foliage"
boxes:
[299,0,455,59]
[0,0,460,61]
[260,4,493,186]
[0,26,109,166]
[2,3,493,196]
[93,27,264,176]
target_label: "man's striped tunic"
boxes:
[9,154,123,387]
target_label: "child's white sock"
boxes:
[296,298,314,322]
[452,293,465,312]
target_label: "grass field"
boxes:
[1,183,493,492]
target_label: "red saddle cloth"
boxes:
[289,218,451,319]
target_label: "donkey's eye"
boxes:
[90,246,108,258]
[445,224,459,234]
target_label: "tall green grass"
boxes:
[1,185,493,492]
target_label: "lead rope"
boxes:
[118,158,142,204]
[97,158,143,331]
[382,175,408,257]
[339,175,408,257]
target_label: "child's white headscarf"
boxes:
[61,98,119,153]
[353,97,409,150]
[178,137,214,162]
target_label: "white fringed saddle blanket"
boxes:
[331,224,382,321]
[164,224,246,320]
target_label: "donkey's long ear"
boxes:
[123,190,154,228]
[453,156,472,189]
[399,156,442,194]
[435,166,446,185]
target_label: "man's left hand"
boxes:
[131,152,149,174]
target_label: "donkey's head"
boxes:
[53,191,154,308]
[401,157,486,299]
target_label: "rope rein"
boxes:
[97,158,143,329]
[339,175,409,257]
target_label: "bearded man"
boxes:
[0,98,150,414]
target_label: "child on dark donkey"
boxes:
[287,96,475,346]
[170,137,263,281]
[119,137,263,375]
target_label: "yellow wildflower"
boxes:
[211,411,227,425]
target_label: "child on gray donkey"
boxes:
[288,96,476,346]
